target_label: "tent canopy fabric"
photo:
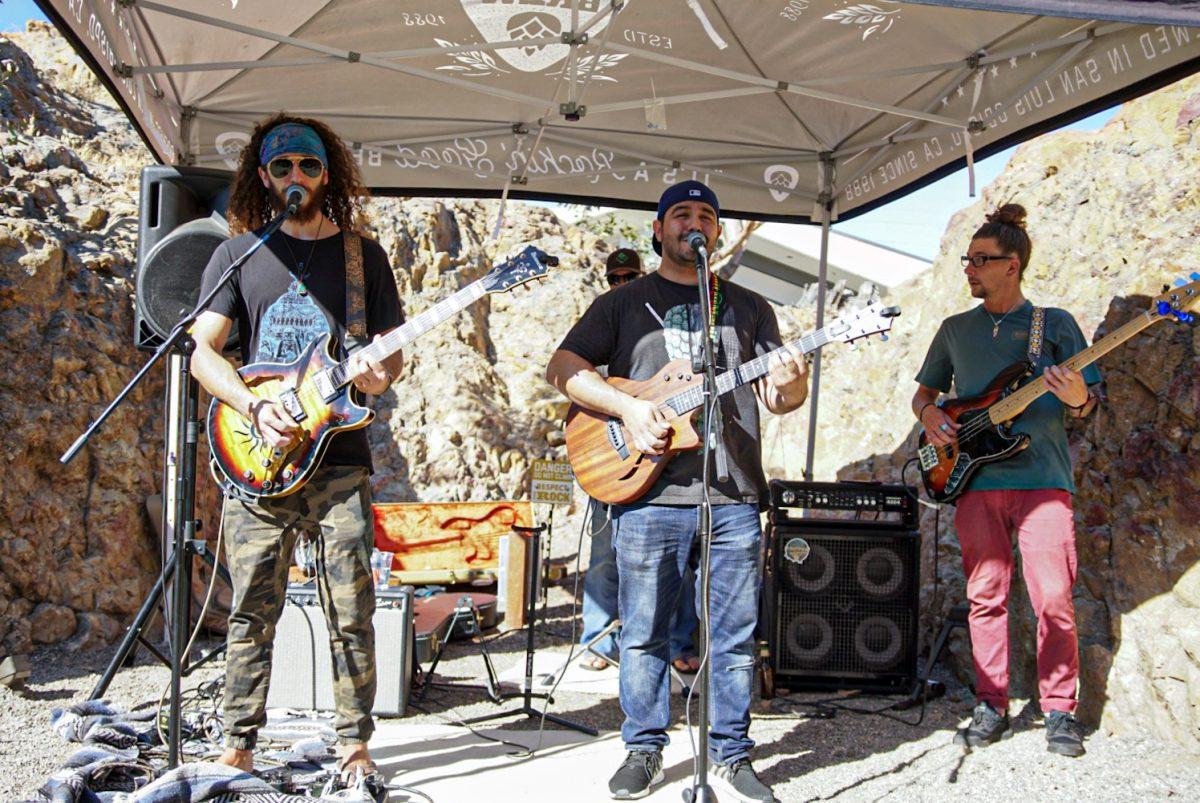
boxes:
[37,1,1200,223]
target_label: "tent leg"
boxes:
[803,166,833,482]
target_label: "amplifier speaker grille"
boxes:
[768,526,919,691]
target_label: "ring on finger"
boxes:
[938,423,949,432]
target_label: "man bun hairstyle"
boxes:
[972,202,1032,279]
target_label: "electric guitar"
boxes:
[917,275,1200,503]
[565,303,901,505]
[208,246,556,500]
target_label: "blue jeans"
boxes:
[613,502,762,764]
[581,499,698,659]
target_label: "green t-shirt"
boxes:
[914,300,1101,493]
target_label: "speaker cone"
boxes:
[135,214,236,344]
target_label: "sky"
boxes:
[1,0,1119,260]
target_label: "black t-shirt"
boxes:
[198,229,403,472]
[558,271,783,505]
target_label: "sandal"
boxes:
[672,655,701,673]
[581,654,611,671]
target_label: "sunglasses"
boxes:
[267,157,324,179]
[960,254,1011,268]
[607,272,638,287]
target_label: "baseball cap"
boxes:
[652,180,720,255]
[605,248,642,277]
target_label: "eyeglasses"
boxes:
[267,157,324,179]
[607,272,638,287]
[960,254,1011,268]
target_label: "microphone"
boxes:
[686,230,707,254]
[284,185,308,217]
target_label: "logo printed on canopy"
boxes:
[216,132,250,170]
[447,0,627,77]
[765,164,799,203]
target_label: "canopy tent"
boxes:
[35,0,1200,478]
[33,1,1200,220]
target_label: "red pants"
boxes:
[955,488,1079,714]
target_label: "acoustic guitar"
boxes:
[565,303,901,504]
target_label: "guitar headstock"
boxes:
[482,246,558,294]
[826,303,901,344]
[1152,273,1200,324]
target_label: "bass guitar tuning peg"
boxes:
[1175,278,1188,287]
[880,333,889,342]
[1191,272,1200,281]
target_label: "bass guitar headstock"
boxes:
[1153,273,1200,324]
[482,246,559,294]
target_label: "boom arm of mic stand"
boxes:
[60,206,295,464]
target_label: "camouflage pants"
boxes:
[221,465,376,749]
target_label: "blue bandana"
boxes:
[653,180,720,255]
[259,123,328,168]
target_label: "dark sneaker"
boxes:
[953,701,1012,748]
[1045,711,1086,757]
[608,750,664,800]
[710,758,778,803]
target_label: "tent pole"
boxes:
[803,158,834,482]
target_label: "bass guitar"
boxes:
[917,275,1200,503]
[208,246,556,500]
[565,303,901,505]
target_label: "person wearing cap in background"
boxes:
[192,113,404,781]
[547,181,810,802]
[579,248,701,675]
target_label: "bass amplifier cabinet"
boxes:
[267,584,414,717]
[764,480,920,693]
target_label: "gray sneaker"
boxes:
[710,758,778,803]
[1045,711,1086,757]
[953,701,1012,748]
[608,750,664,800]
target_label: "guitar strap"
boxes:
[1028,305,1045,367]
[343,231,367,352]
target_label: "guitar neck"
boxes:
[987,310,1157,423]
[333,279,488,386]
[661,326,833,416]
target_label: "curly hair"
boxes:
[227,112,369,236]
[972,202,1032,279]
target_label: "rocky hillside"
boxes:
[1,21,1198,749]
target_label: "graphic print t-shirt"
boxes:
[558,272,784,506]
[199,229,403,471]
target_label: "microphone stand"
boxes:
[685,235,719,803]
[61,194,301,768]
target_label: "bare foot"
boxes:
[338,742,378,780]
[216,747,254,773]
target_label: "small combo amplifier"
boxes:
[764,480,921,693]
[267,584,414,716]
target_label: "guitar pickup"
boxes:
[918,443,939,471]
[278,388,306,422]
[313,369,338,402]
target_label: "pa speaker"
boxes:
[765,522,920,692]
[267,584,414,717]
[134,165,235,351]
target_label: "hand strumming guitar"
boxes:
[249,399,301,450]
[620,396,670,456]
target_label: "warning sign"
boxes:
[531,459,574,506]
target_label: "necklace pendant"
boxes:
[992,324,999,338]
[298,281,308,296]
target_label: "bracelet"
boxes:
[917,401,937,421]
[1067,396,1090,411]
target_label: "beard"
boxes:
[268,182,326,224]
[662,231,702,267]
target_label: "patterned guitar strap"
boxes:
[343,231,367,353]
[1028,305,1045,367]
